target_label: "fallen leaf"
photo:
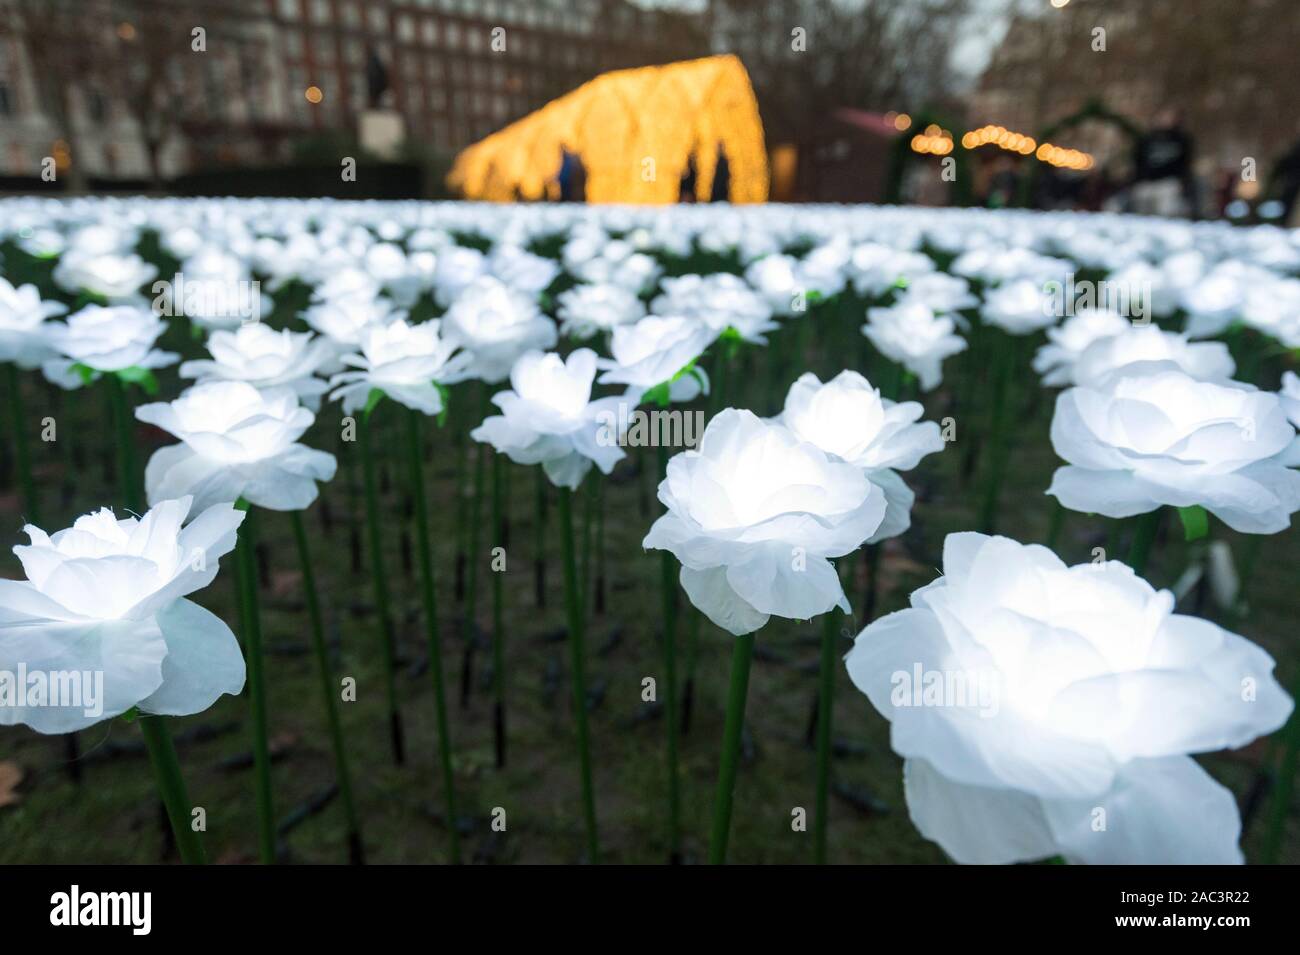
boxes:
[0,761,24,808]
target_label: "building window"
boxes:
[0,82,13,117]
[278,0,300,20]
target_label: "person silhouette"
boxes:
[710,144,731,203]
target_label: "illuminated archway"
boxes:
[882,110,974,206]
[447,55,769,204]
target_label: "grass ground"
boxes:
[0,248,1296,865]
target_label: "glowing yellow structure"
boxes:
[447,55,768,204]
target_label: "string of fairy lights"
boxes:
[887,112,1096,171]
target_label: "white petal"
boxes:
[679,565,769,635]
[904,758,1060,864]
[138,598,245,715]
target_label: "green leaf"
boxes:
[643,381,671,407]
[363,387,386,420]
[115,366,159,396]
[1177,505,1209,542]
[119,706,140,724]
[806,290,825,304]
[71,362,96,387]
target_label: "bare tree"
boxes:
[707,0,975,147]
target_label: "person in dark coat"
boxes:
[1132,108,1194,216]
[557,146,587,203]
[679,150,698,202]
[709,144,731,202]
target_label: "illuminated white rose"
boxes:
[42,305,178,389]
[862,301,967,391]
[1070,325,1235,386]
[137,382,337,511]
[846,532,1291,864]
[0,278,66,368]
[180,324,332,408]
[1048,362,1300,533]
[1032,308,1132,387]
[432,246,489,307]
[0,496,246,734]
[556,282,646,340]
[896,272,978,314]
[302,293,404,371]
[490,244,561,298]
[471,348,625,489]
[652,274,778,343]
[442,276,557,383]
[1241,277,1300,349]
[848,244,935,297]
[597,314,715,402]
[643,409,886,635]
[329,318,473,415]
[744,254,803,317]
[778,370,945,542]
[53,252,157,303]
[982,278,1056,335]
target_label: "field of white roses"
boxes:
[1,196,1299,865]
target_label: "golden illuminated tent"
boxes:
[447,54,768,204]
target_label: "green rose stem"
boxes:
[580,471,597,613]
[289,509,365,865]
[681,608,701,734]
[656,442,682,862]
[4,364,39,525]
[977,335,1014,533]
[1126,508,1163,577]
[1046,499,1066,552]
[813,607,841,864]
[557,485,600,862]
[404,408,462,862]
[6,365,84,780]
[534,467,548,608]
[357,403,405,765]
[233,500,275,864]
[1262,669,1300,864]
[106,373,142,513]
[709,630,756,864]
[138,714,208,865]
[460,388,487,706]
[490,448,507,767]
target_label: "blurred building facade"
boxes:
[969,0,1300,208]
[0,0,705,187]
